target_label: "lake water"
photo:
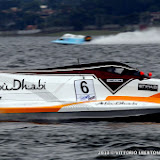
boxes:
[0,34,160,160]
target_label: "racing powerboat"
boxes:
[0,61,160,121]
[51,33,92,45]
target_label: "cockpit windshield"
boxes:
[106,67,124,74]
[103,66,147,77]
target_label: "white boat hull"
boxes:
[0,61,160,120]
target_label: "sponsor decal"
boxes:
[96,101,137,105]
[0,79,46,91]
[138,84,158,91]
[106,79,123,82]
[99,78,133,94]
[80,95,96,101]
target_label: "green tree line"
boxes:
[0,0,160,30]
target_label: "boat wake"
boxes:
[90,27,160,44]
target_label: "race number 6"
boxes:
[80,81,89,93]
[74,79,96,102]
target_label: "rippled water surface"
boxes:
[0,36,160,160]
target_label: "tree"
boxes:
[22,0,41,12]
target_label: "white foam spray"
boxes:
[90,27,160,44]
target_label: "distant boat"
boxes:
[51,33,92,45]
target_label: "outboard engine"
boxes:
[84,36,92,41]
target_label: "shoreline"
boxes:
[0,29,122,37]
[41,30,122,36]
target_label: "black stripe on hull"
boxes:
[1,108,160,122]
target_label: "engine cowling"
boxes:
[84,36,92,41]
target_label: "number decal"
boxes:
[74,79,96,102]
[80,81,89,93]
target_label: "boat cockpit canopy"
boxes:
[97,62,149,78]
